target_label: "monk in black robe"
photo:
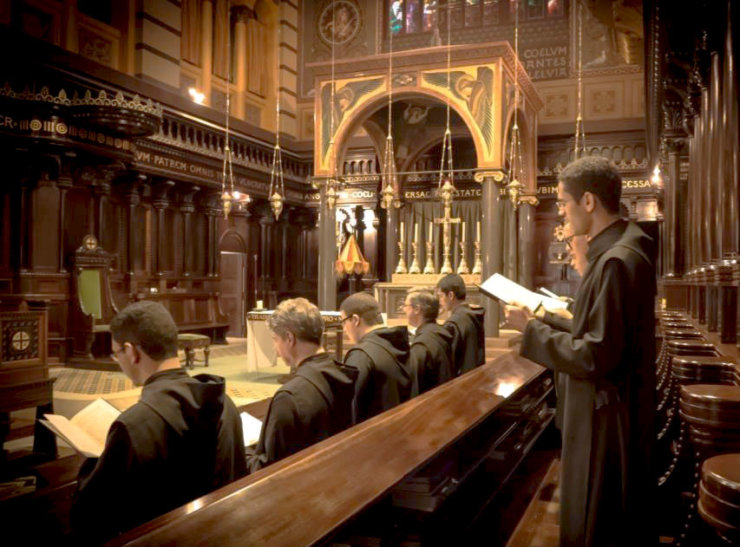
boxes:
[247,298,356,472]
[506,157,656,546]
[403,289,454,396]
[340,293,410,423]
[436,273,485,375]
[72,302,246,544]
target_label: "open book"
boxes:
[41,398,120,458]
[240,412,263,447]
[478,273,569,312]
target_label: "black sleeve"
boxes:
[71,421,139,542]
[246,391,300,473]
[542,311,573,332]
[344,349,374,423]
[408,343,430,397]
[520,259,628,380]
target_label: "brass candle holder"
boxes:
[472,241,482,274]
[423,241,436,274]
[456,241,470,274]
[395,240,408,274]
[408,241,422,274]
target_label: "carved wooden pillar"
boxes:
[517,196,538,289]
[505,201,517,281]
[152,180,175,276]
[476,170,505,338]
[722,13,739,256]
[709,53,723,261]
[18,178,33,273]
[384,206,399,281]
[57,158,74,273]
[664,137,686,276]
[94,168,115,244]
[258,208,274,296]
[179,185,200,277]
[203,194,220,277]
[121,176,144,288]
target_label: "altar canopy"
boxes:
[309,43,542,335]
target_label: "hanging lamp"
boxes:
[268,8,285,219]
[573,1,586,160]
[437,0,455,199]
[380,7,400,210]
[506,0,525,209]
[220,2,250,218]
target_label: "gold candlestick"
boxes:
[408,241,422,274]
[456,240,470,274]
[423,241,436,274]
[472,241,482,274]
[395,240,407,274]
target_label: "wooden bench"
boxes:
[109,352,553,546]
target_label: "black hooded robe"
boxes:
[408,321,454,396]
[520,220,656,546]
[246,352,356,472]
[444,303,486,375]
[71,369,247,543]
[344,326,410,423]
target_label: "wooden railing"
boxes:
[110,352,550,546]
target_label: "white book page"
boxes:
[70,398,121,450]
[480,273,568,311]
[240,412,263,447]
[42,415,104,458]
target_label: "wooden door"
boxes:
[220,252,246,337]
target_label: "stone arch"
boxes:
[321,88,488,175]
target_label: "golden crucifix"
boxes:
[434,178,461,274]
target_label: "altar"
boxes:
[374,274,484,320]
[246,310,344,371]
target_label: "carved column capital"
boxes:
[231,5,255,24]
[178,185,201,214]
[152,179,176,209]
[474,170,506,184]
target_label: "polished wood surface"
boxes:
[111,352,545,546]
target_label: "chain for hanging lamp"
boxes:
[380,7,400,210]
[268,8,285,220]
[507,0,525,209]
[437,0,454,197]
[220,3,235,218]
[573,0,586,160]
[325,0,340,210]
[220,3,251,218]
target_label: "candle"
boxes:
[428,221,433,242]
[414,222,419,243]
[476,220,481,242]
[256,299,264,310]
[461,221,466,242]
[400,221,405,242]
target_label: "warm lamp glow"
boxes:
[188,87,205,104]
[651,164,663,189]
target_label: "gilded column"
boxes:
[475,170,505,338]
[231,6,253,120]
[201,0,214,105]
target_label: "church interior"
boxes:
[0,0,739,544]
